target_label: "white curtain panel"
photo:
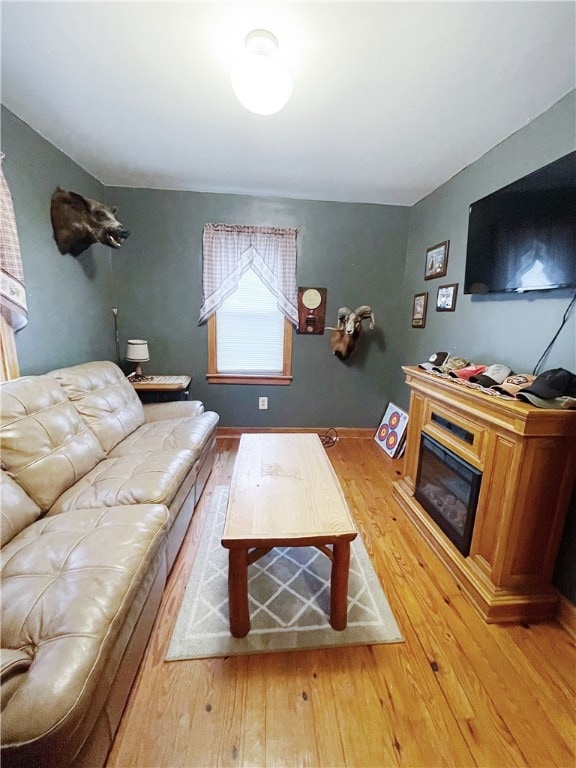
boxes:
[0,153,28,331]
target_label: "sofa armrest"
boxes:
[1,649,32,709]
[143,401,205,422]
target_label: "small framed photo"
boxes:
[425,240,450,280]
[436,283,458,312]
[412,292,428,328]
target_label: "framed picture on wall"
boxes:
[425,240,450,280]
[412,292,428,328]
[436,283,458,312]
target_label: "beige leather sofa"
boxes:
[0,361,219,768]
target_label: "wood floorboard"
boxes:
[107,437,576,768]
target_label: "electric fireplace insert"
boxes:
[414,434,482,556]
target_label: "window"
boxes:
[207,268,292,384]
[201,224,297,385]
[0,313,20,381]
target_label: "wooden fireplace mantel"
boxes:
[393,366,576,623]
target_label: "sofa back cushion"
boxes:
[48,360,145,453]
[0,471,42,547]
[0,375,105,511]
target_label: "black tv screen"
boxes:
[464,152,576,294]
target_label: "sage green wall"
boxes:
[395,90,576,603]
[392,90,576,410]
[107,187,410,428]
[1,107,116,373]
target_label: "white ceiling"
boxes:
[1,1,575,206]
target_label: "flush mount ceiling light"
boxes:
[230,29,293,116]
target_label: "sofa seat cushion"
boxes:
[109,411,219,459]
[0,376,105,511]
[48,361,145,454]
[0,504,168,747]
[47,450,194,517]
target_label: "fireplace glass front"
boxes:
[414,434,482,556]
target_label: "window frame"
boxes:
[0,313,20,381]
[206,312,293,385]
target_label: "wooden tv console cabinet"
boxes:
[393,366,576,623]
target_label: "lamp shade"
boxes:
[126,339,150,363]
[231,29,293,116]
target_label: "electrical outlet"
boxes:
[259,396,268,410]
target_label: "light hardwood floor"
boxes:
[107,437,576,768]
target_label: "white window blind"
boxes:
[216,268,284,374]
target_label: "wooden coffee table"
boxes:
[221,433,358,638]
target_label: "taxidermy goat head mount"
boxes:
[327,305,375,361]
[50,187,130,257]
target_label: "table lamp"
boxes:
[126,339,150,377]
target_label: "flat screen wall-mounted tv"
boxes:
[464,151,576,294]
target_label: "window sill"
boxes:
[206,374,292,386]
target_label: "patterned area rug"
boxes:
[166,486,403,660]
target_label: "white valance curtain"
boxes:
[199,223,298,325]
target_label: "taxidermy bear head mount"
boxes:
[328,305,375,361]
[50,187,130,257]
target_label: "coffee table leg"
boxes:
[228,548,250,638]
[330,541,351,631]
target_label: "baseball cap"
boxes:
[517,368,576,400]
[491,373,536,397]
[435,355,469,374]
[448,364,487,380]
[517,393,576,409]
[418,351,449,372]
[469,364,511,388]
